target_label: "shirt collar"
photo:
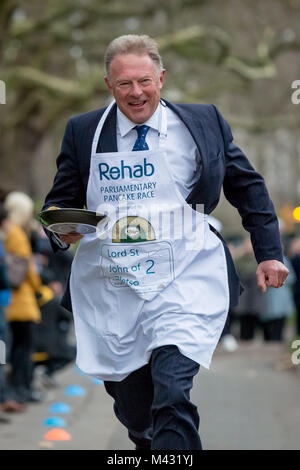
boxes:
[117,102,161,138]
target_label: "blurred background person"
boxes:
[33,281,76,389]
[233,237,265,342]
[31,222,73,300]
[0,204,11,421]
[258,220,296,342]
[259,256,295,342]
[2,191,42,410]
[30,227,76,388]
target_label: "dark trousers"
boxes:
[104,345,202,450]
[262,317,285,341]
[240,314,258,340]
[8,321,34,403]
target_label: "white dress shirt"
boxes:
[116,102,201,200]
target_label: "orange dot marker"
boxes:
[293,206,300,222]
[44,428,72,441]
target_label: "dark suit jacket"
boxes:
[43,100,283,310]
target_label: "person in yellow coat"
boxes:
[3,192,41,409]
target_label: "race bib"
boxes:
[100,241,175,299]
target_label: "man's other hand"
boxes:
[59,232,84,244]
[256,260,289,293]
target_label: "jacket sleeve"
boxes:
[212,105,283,264]
[42,118,86,252]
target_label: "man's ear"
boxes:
[104,77,113,94]
[159,69,166,90]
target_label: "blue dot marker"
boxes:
[43,416,66,427]
[49,402,71,414]
[91,378,104,385]
[74,365,87,376]
[64,385,86,397]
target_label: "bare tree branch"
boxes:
[158,24,298,80]
[3,65,106,98]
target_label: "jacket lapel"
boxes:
[97,103,118,153]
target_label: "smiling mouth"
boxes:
[129,101,147,108]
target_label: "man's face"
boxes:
[105,54,165,124]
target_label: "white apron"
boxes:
[70,100,229,381]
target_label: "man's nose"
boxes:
[130,82,143,97]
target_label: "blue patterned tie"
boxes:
[132,125,150,151]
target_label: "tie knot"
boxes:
[134,125,150,138]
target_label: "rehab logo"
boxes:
[0,80,5,104]
[99,158,155,181]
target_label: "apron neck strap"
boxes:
[158,99,167,149]
[91,99,168,155]
[92,100,116,155]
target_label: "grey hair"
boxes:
[105,34,164,77]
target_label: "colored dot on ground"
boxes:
[43,417,66,427]
[44,428,72,441]
[91,378,104,385]
[74,365,87,376]
[49,402,71,414]
[64,385,86,396]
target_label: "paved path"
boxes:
[1,341,299,450]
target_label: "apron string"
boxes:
[91,99,116,155]
[92,100,168,156]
